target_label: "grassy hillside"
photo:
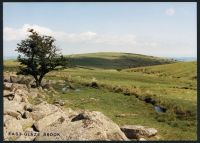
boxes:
[125,61,197,80]
[43,61,197,140]
[4,54,197,140]
[66,52,175,69]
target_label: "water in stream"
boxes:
[154,106,166,113]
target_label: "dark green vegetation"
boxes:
[15,29,66,87]
[4,52,197,140]
[67,52,175,69]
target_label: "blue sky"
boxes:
[3,2,197,58]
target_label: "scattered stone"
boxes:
[115,113,137,118]
[37,93,45,98]
[22,111,30,119]
[33,111,64,131]
[3,75,158,141]
[75,89,80,92]
[139,138,147,141]
[21,96,29,103]
[90,81,98,88]
[24,104,33,112]
[4,82,13,90]
[4,75,11,82]
[120,125,158,139]
[54,100,65,106]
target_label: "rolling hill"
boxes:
[125,61,197,80]
[66,52,176,69]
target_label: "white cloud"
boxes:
[4,24,53,41]
[4,24,195,58]
[3,24,137,47]
[165,8,175,16]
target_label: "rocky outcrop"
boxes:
[3,74,158,141]
[120,125,158,140]
[3,76,129,141]
[35,111,129,141]
[33,112,65,131]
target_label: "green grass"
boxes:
[43,84,196,140]
[3,54,197,140]
[45,64,196,115]
[66,52,175,69]
[126,61,197,80]
[4,59,21,72]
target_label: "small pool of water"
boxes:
[154,106,166,113]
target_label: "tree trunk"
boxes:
[35,79,40,87]
[33,74,45,87]
[38,74,45,87]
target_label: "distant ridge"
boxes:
[65,52,176,69]
[170,57,197,62]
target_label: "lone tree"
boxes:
[16,29,67,87]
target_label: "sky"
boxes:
[3,2,197,58]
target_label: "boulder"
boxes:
[4,75,11,82]
[120,125,158,139]
[54,100,65,106]
[4,82,13,90]
[20,118,34,130]
[4,100,25,119]
[62,108,79,119]
[3,115,14,123]
[4,100,25,112]
[16,128,38,141]
[10,76,21,83]
[35,111,129,141]
[4,90,15,97]
[22,111,31,119]
[29,91,38,99]
[13,94,22,102]
[24,104,33,112]
[11,83,28,91]
[21,96,29,103]
[139,138,147,141]
[30,112,46,121]
[14,89,29,97]
[30,102,60,121]
[4,110,21,119]
[4,118,23,140]
[41,83,51,89]
[33,111,65,132]
[90,81,98,88]
[19,76,34,85]
[3,127,9,141]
